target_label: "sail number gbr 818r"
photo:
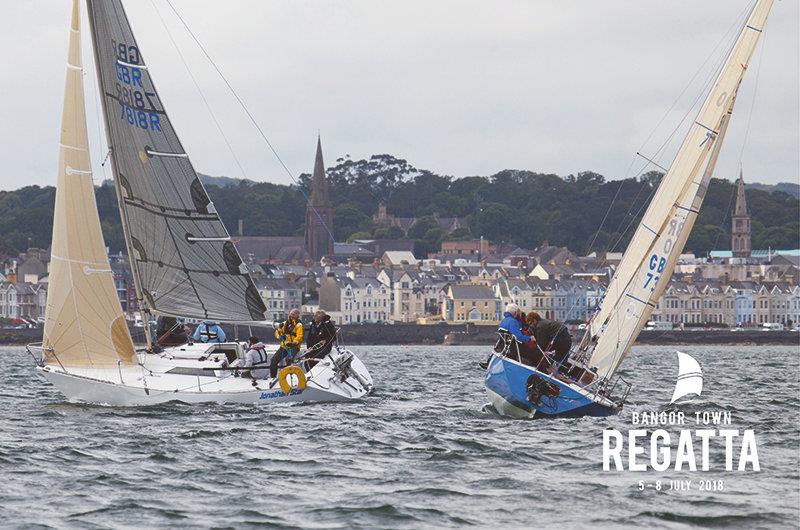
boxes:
[113,40,160,131]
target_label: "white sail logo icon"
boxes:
[669,352,704,404]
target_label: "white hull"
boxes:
[485,387,533,419]
[35,343,372,407]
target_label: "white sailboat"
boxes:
[485,0,772,418]
[31,0,372,406]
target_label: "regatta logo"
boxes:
[601,352,760,476]
[670,351,703,404]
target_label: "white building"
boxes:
[319,274,391,325]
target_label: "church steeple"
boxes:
[731,168,751,259]
[310,136,331,207]
[305,135,334,261]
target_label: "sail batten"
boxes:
[586,0,773,379]
[43,0,136,368]
[85,0,267,322]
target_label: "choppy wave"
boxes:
[0,345,798,528]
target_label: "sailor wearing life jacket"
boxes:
[231,336,269,380]
[270,309,303,378]
[192,321,226,343]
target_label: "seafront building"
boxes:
[2,243,799,328]
[1,169,798,329]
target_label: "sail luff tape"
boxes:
[65,167,93,176]
[116,59,148,70]
[186,236,231,242]
[145,148,189,159]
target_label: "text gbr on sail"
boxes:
[112,39,161,131]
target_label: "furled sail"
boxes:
[586,0,772,379]
[85,0,267,322]
[43,0,136,368]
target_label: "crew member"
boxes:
[527,311,572,366]
[193,320,226,343]
[498,303,536,347]
[305,310,337,360]
[270,309,303,378]
[231,336,269,380]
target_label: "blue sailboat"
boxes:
[484,333,627,418]
[484,0,773,418]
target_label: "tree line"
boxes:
[0,154,797,259]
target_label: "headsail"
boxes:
[43,0,136,368]
[86,0,267,322]
[586,0,773,379]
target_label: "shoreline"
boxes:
[1,324,797,347]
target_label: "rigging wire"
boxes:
[604,6,749,255]
[148,0,248,181]
[83,6,109,184]
[584,1,756,257]
[709,13,770,255]
[160,0,337,245]
[590,3,761,378]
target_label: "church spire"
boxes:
[305,135,334,261]
[310,135,331,207]
[733,168,748,216]
[731,168,751,259]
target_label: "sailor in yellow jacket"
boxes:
[270,308,303,378]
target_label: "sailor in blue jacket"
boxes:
[498,303,535,346]
[192,321,226,343]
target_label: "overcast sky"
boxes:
[3,1,797,191]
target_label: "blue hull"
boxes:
[484,355,620,418]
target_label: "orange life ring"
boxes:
[277,365,307,395]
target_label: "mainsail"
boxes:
[586,0,773,379]
[86,0,267,322]
[43,0,135,368]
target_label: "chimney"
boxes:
[237,219,244,236]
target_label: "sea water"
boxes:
[0,345,797,528]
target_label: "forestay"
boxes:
[86,0,267,322]
[43,0,136,368]
[586,0,773,379]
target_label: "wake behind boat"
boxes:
[33,0,372,406]
[485,0,773,418]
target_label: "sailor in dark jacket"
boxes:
[527,311,572,366]
[305,310,337,359]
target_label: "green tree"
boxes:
[373,225,405,239]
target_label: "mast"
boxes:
[586,0,773,379]
[43,0,136,367]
